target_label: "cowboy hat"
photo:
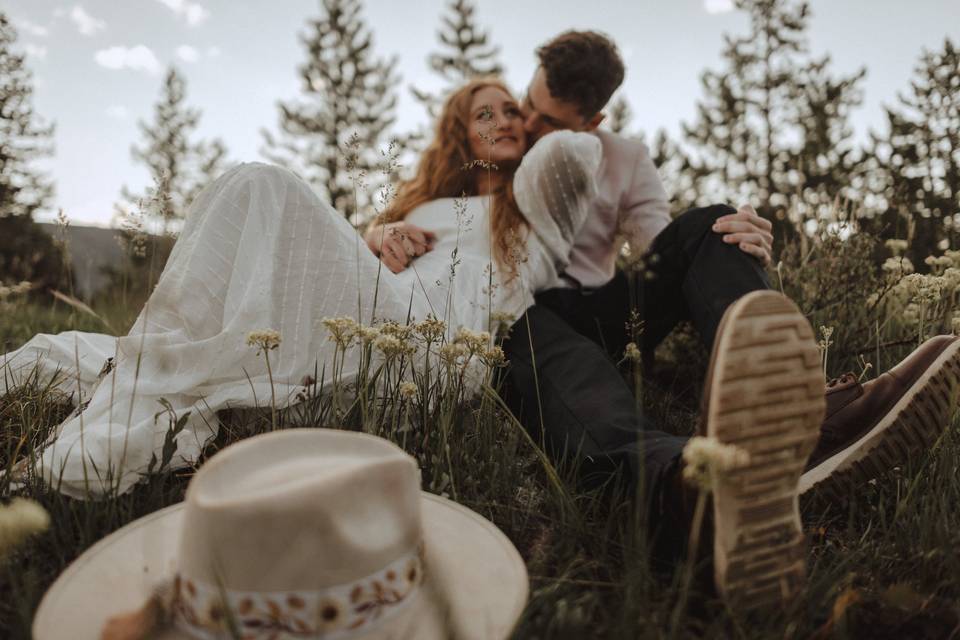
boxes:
[33,429,528,639]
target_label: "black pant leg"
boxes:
[499,304,688,501]
[640,203,772,353]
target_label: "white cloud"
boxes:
[105,105,130,119]
[24,44,48,60]
[70,5,107,36]
[155,0,210,27]
[704,0,735,14]
[176,45,199,63]
[14,18,49,37]
[94,45,162,75]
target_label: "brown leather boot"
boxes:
[800,335,960,498]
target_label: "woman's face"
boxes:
[467,86,527,166]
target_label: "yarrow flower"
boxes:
[246,329,282,353]
[0,498,50,558]
[321,317,358,348]
[439,342,469,365]
[415,316,447,343]
[453,327,491,355]
[885,238,909,255]
[624,342,642,363]
[882,256,914,277]
[398,381,417,399]
[373,334,405,358]
[681,436,751,491]
[480,345,506,368]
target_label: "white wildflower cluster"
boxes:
[0,498,50,559]
[245,329,282,353]
[415,316,447,344]
[322,316,359,348]
[624,342,642,363]
[902,273,946,304]
[681,436,751,491]
[884,239,909,256]
[398,381,417,400]
[882,256,914,278]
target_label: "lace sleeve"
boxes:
[513,130,603,273]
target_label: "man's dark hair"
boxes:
[536,30,625,120]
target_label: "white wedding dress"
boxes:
[1,131,601,497]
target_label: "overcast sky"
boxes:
[7,0,960,227]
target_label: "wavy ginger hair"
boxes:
[384,78,528,277]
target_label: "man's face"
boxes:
[520,66,603,143]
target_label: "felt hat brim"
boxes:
[33,493,527,640]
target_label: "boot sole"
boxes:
[799,338,960,499]
[706,291,824,608]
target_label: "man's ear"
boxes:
[584,112,605,132]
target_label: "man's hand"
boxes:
[712,205,774,266]
[364,221,437,273]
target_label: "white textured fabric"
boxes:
[1,130,601,497]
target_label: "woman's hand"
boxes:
[711,205,775,266]
[364,221,437,273]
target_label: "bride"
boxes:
[2,78,602,498]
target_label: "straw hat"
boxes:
[33,429,528,639]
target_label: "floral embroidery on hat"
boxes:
[172,545,424,639]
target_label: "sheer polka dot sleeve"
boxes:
[513,131,602,274]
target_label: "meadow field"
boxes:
[3,215,960,640]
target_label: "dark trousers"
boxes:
[499,204,771,534]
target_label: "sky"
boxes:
[6,0,960,227]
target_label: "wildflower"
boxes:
[454,327,491,355]
[356,325,382,345]
[924,255,954,274]
[885,239,908,255]
[321,317,358,348]
[415,316,446,343]
[480,345,506,368]
[373,334,404,358]
[399,381,417,399]
[681,436,751,491]
[0,498,50,558]
[246,329,281,353]
[439,342,469,365]
[882,256,914,277]
[624,342,642,363]
[379,320,415,343]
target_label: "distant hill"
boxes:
[38,223,126,301]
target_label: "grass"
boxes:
[3,226,960,639]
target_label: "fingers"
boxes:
[389,224,434,257]
[712,220,774,246]
[735,240,771,265]
[380,239,410,273]
[713,206,773,233]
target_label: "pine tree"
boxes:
[682,0,864,231]
[605,95,634,136]
[868,38,960,263]
[120,67,228,234]
[0,12,67,291]
[411,0,503,120]
[262,0,399,220]
[0,12,54,219]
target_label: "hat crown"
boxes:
[177,430,422,592]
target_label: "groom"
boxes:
[499,29,960,602]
